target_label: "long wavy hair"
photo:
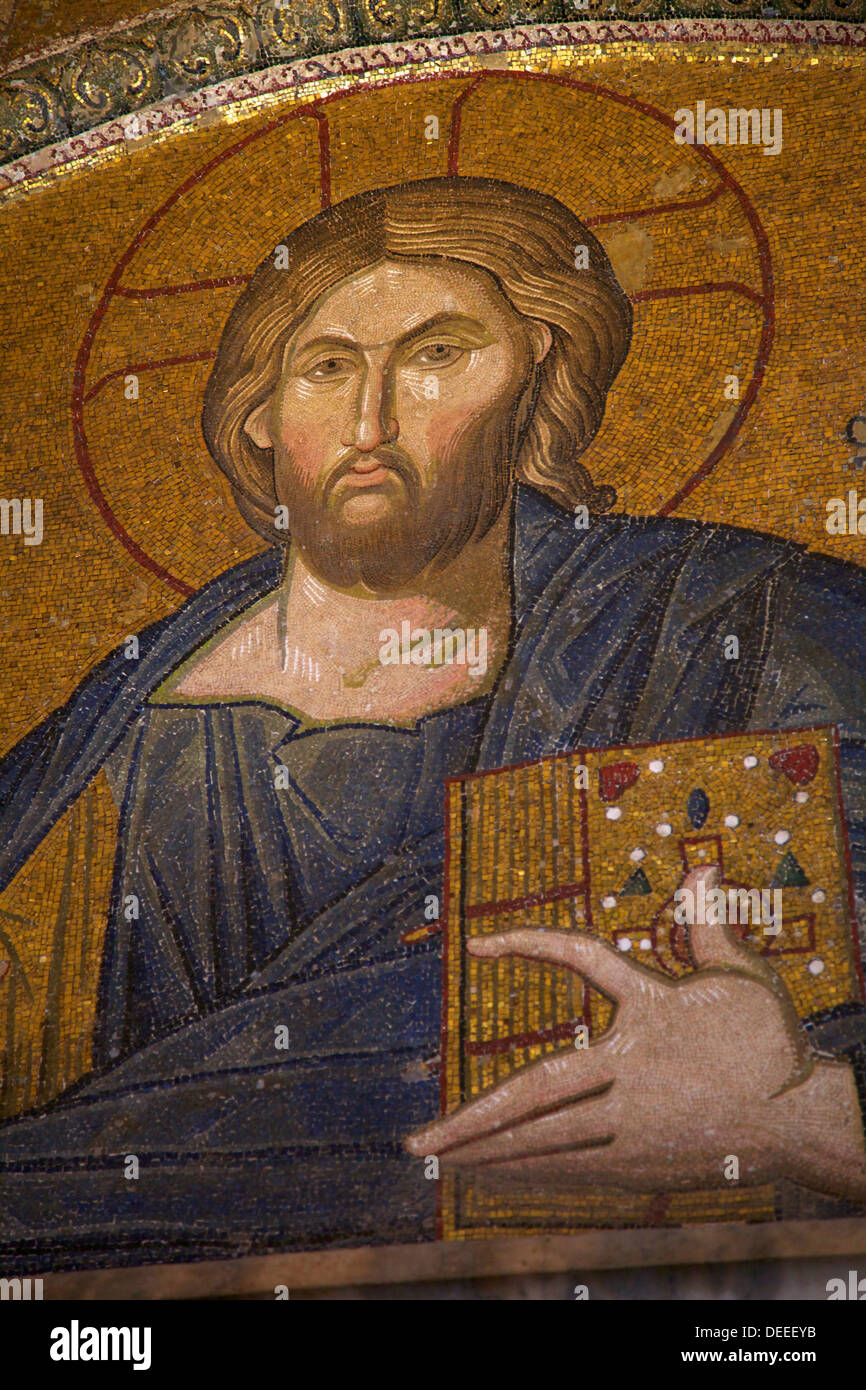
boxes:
[201,176,633,542]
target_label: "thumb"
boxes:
[683,865,778,983]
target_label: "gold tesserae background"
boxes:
[0,42,865,759]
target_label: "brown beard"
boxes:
[273,389,529,592]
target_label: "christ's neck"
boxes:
[170,500,514,720]
[276,502,513,676]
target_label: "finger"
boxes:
[404,1044,614,1157]
[683,865,780,987]
[437,1090,614,1168]
[677,865,720,930]
[467,928,650,1006]
[469,1139,639,1195]
[466,1143,624,1193]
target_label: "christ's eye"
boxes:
[410,342,464,369]
[306,356,352,379]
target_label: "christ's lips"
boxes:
[323,447,417,503]
[344,460,393,485]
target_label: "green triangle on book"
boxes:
[770,850,810,889]
[620,867,652,897]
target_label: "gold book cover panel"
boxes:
[442,724,860,1238]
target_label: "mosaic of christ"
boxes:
[1,171,865,1269]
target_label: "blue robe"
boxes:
[2,485,866,1271]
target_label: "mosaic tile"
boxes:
[0,24,865,1293]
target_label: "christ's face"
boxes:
[244,258,551,592]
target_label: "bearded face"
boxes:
[271,400,528,592]
[243,257,550,593]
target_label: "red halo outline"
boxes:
[72,69,774,597]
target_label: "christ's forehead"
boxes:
[287,257,521,356]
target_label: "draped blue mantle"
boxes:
[2,486,866,1271]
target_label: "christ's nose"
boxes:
[341,362,399,452]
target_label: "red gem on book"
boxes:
[768,744,819,785]
[598,760,640,801]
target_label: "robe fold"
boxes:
[2,485,866,1271]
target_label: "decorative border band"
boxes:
[1,0,865,172]
[2,18,865,193]
[2,4,197,77]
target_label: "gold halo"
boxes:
[75,67,771,597]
